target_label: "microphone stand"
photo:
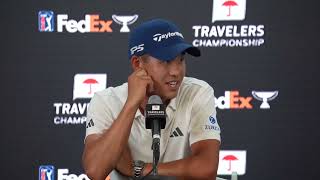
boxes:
[145,95,166,180]
[152,138,160,175]
[151,121,160,178]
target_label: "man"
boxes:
[82,19,221,180]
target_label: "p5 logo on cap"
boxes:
[130,44,144,55]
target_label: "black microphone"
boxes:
[145,95,166,173]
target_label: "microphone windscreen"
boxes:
[147,95,163,104]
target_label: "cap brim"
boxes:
[148,43,201,61]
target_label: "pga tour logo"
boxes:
[73,74,107,100]
[39,165,54,180]
[212,0,246,23]
[38,11,54,32]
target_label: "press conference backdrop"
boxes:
[1,0,319,179]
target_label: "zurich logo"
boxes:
[209,116,216,124]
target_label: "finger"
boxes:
[135,67,145,73]
[135,69,148,77]
[139,75,151,80]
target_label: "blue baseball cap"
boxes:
[128,19,201,61]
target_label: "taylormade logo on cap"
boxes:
[153,31,184,42]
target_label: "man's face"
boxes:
[140,54,186,103]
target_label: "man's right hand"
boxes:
[127,68,154,107]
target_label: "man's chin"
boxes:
[149,87,179,103]
[146,90,156,97]
[161,92,178,103]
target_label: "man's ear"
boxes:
[131,55,142,70]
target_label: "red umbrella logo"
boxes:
[222,0,238,16]
[83,78,99,94]
[223,155,238,171]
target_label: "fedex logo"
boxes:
[57,14,112,33]
[215,91,252,109]
[39,165,111,180]
[38,11,114,33]
[39,165,54,180]
[58,169,89,180]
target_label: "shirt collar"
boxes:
[134,108,143,118]
[167,97,177,111]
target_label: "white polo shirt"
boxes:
[85,77,221,180]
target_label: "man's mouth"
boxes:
[166,81,178,88]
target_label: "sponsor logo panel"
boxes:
[38,10,138,33]
[53,74,107,125]
[192,0,265,47]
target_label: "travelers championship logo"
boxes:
[192,0,265,47]
[73,74,107,100]
[218,150,247,175]
[53,74,107,125]
[212,0,246,22]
